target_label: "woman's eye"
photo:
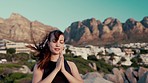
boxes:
[52,39,56,43]
[60,41,64,44]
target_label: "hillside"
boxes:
[0,13,57,43]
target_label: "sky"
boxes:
[0,0,148,31]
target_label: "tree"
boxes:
[109,53,116,65]
[87,55,98,61]
[109,55,115,61]
[120,57,126,62]
[6,48,16,62]
[140,49,148,54]
[117,61,121,66]
[7,48,16,54]
[138,58,143,63]
[65,47,72,54]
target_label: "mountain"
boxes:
[0,13,148,46]
[0,13,57,43]
[64,16,148,46]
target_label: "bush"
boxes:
[13,74,32,83]
[1,73,32,83]
[64,53,114,74]
[94,59,114,74]
[64,54,94,74]
[140,49,148,54]
[120,57,126,62]
[0,63,21,69]
[7,48,16,54]
[87,55,98,61]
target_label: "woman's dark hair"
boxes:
[29,30,64,69]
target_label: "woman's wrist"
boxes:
[54,68,60,73]
[61,68,66,73]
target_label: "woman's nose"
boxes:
[56,42,60,47]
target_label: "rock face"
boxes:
[1,14,148,45]
[141,16,148,28]
[104,68,124,83]
[83,72,113,83]
[103,67,148,83]
[64,21,94,45]
[64,16,148,46]
[123,18,147,43]
[138,71,148,83]
[83,67,148,83]
[0,13,57,43]
[125,67,137,83]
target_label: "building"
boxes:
[0,39,7,53]
[123,49,134,57]
[0,59,7,64]
[0,39,31,54]
[6,42,30,54]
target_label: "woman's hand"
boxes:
[60,53,66,72]
[55,53,63,71]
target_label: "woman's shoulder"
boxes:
[33,63,44,72]
[67,60,74,64]
[66,60,76,67]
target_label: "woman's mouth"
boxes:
[54,48,60,51]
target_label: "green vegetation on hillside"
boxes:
[64,54,114,74]
[0,50,147,82]
[64,54,95,74]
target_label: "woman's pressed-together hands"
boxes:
[55,52,65,72]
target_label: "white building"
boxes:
[65,45,105,60]
[0,39,8,53]
[0,39,31,54]
[140,54,148,65]
[6,42,30,53]
[0,59,7,64]
[105,47,125,57]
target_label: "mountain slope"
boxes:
[64,16,148,46]
[0,13,57,43]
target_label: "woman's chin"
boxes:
[52,51,60,55]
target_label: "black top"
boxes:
[42,60,72,83]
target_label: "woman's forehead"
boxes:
[50,34,64,40]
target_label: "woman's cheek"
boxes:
[61,46,64,51]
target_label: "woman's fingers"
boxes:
[59,52,64,58]
[55,52,64,71]
[59,52,65,72]
[56,56,62,70]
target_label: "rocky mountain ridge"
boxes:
[0,13,148,46]
[64,16,148,46]
[0,13,57,43]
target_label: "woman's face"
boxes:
[48,34,64,55]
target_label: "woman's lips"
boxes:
[54,48,60,51]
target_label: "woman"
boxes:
[31,30,83,83]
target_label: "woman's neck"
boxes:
[50,54,59,62]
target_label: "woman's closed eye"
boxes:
[60,40,64,44]
[52,39,64,44]
[52,39,57,43]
